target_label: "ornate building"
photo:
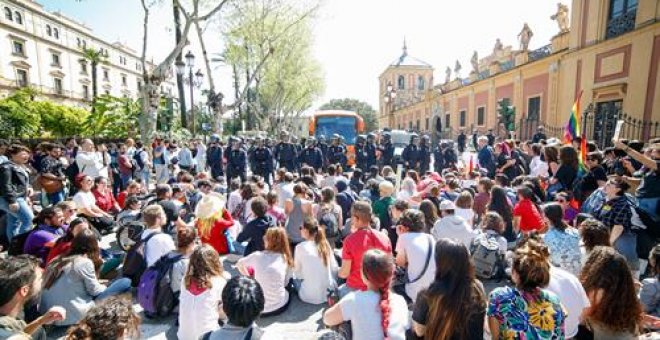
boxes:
[379,0,660,144]
[0,0,174,107]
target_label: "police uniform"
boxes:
[379,141,394,169]
[402,143,420,171]
[299,146,323,172]
[365,141,377,170]
[226,147,247,183]
[206,144,224,180]
[274,142,297,172]
[253,146,273,184]
[419,144,431,174]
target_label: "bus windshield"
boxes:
[315,116,357,144]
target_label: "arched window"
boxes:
[46,24,51,36]
[4,7,12,21]
[14,11,21,24]
[53,28,59,39]
[397,75,405,90]
[417,75,425,91]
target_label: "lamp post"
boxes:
[175,51,204,136]
[383,81,397,128]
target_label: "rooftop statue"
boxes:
[493,38,503,54]
[454,60,462,78]
[551,3,570,33]
[445,66,451,84]
[471,51,479,74]
[518,23,534,51]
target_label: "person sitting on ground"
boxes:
[0,255,65,339]
[455,190,476,227]
[394,209,436,304]
[314,187,344,246]
[195,193,234,255]
[334,180,355,223]
[372,181,395,233]
[431,200,475,249]
[579,246,644,339]
[65,296,139,340]
[338,201,392,296]
[265,191,286,226]
[542,202,582,275]
[72,175,114,233]
[46,217,91,265]
[349,168,364,193]
[411,239,486,340]
[203,276,266,340]
[641,245,660,319]
[237,227,294,317]
[578,218,610,265]
[237,197,276,257]
[139,205,176,268]
[41,229,132,326]
[23,207,66,266]
[487,237,566,339]
[168,225,196,297]
[294,218,338,305]
[285,183,314,249]
[116,181,141,209]
[473,212,508,257]
[116,196,142,224]
[555,192,579,225]
[512,186,545,235]
[178,244,231,340]
[397,177,417,203]
[155,184,187,232]
[418,199,438,234]
[474,177,493,219]
[323,249,410,340]
[91,177,120,214]
[57,201,78,225]
[440,179,461,202]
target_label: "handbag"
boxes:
[393,236,434,288]
[37,175,64,194]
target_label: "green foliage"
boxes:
[498,99,516,131]
[37,101,89,137]
[86,95,140,138]
[221,0,324,132]
[0,89,41,138]
[320,98,378,132]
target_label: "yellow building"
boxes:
[379,0,660,145]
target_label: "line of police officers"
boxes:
[205,130,464,184]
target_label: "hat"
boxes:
[438,200,456,211]
[194,193,226,220]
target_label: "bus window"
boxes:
[315,116,358,144]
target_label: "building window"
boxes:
[16,69,28,87]
[77,38,81,47]
[416,120,420,131]
[445,114,451,129]
[14,11,21,24]
[82,85,89,100]
[121,75,127,86]
[397,75,405,90]
[80,61,87,74]
[12,40,25,56]
[53,78,63,95]
[527,96,541,120]
[82,40,87,49]
[408,121,413,130]
[459,110,466,127]
[4,7,12,21]
[417,76,425,91]
[103,69,109,81]
[51,53,60,67]
[46,24,52,36]
[137,80,142,91]
[53,28,59,39]
[425,118,429,131]
[606,0,637,39]
[104,89,110,95]
[477,107,485,126]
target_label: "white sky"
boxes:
[42,0,569,110]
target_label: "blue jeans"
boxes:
[120,173,132,189]
[0,197,34,242]
[139,169,150,190]
[95,277,131,300]
[638,197,659,220]
[47,190,65,205]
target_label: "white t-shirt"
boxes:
[294,240,338,304]
[72,191,96,210]
[530,156,549,178]
[455,208,475,226]
[320,175,337,189]
[238,251,290,313]
[431,215,477,249]
[339,290,410,340]
[177,275,229,340]
[141,229,176,267]
[75,151,102,178]
[276,182,294,209]
[395,232,436,302]
[546,266,590,338]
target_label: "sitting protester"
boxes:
[542,203,582,275]
[237,197,276,257]
[65,296,140,340]
[394,209,436,303]
[641,245,660,319]
[23,207,66,265]
[168,225,197,296]
[195,193,234,255]
[294,218,338,305]
[512,186,545,235]
[72,175,114,233]
[91,177,120,214]
[431,200,475,249]
[41,229,131,326]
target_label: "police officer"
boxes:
[419,135,432,174]
[317,135,329,170]
[206,134,224,181]
[443,141,458,171]
[247,137,257,174]
[486,129,496,146]
[401,134,421,171]
[327,134,346,169]
[226,137,247,183]
[433,142,445,174]
[274,131,297,172]
[379,131,394,169]
[299,137,323,173]
[355,134,368,170]
[457,129,466,154]
[252,136,274,185]
[292,135,303,171]
[365,133,378,170]
[532,126,547,143]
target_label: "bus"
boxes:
[309,110,365,166]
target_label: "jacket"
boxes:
[0,161,29,203]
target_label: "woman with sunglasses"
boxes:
[594,177,639,277]
[72,175,114,234]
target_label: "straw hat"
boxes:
[195,193,226,220]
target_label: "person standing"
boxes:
[152,139,170,185]
[327,134,347,169]
[532,126,547,143]
[402,134,421,172]
[132,142,151,190]
[477,136,496,178]
[39,143,67,205]
[194,138,207,174]
[206,135,224,181]
[116,144,133,190]
[365,133,378,170]
[226,137,247,184]
[379,132,394,169]
[0,144,34,242]
[75,139,102,179]
[252,137,274,185]
[457,129,466,154]
[419,135,431,175]
[299,137,324,174]
[178,141,194,174]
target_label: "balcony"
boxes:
[606,10,637,40]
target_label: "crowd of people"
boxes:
[0,128,659,340]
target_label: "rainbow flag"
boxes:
[563,90,583,144]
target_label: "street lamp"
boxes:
[383,81,397,128]
[176,51,203,135]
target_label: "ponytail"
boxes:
[312,225,332,268]
[378,280,392,339]
[361,249,394,340]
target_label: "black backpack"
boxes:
[318,205,339,238]
[133,150,146,170]
[123,231,160,286]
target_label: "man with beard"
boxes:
[0,255,65,339]
[206,134,224,181]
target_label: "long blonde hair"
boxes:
[196,210,224,238]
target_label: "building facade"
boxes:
[379,0,660,144]
[0,0,174,107]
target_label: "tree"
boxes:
[0,88,41,138]
[36,101,88,137]
[86,95,140,138]
[81,47,107,110]
[320,98,378,132]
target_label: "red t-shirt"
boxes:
[196,209,235,255]
[46,241,71,264]
[513,199,545,233]
[93,189,117,213]
[342,228,392,290]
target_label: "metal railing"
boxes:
[606,10,637,40]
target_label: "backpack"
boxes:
[137,253,183,317]
[123,231,160,286]
[471,235,504,280]
[625,198,660,260]
[231,200,248,226]
[318,205,339,238]
[133,150,146,170]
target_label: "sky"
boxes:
[40,0,569,110]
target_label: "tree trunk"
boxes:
[91,61,98,114]
[173,2,188,130]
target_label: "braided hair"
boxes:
[361,249,394,339]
